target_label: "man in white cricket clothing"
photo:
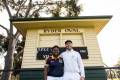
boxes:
[60,40,85,80]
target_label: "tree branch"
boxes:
[15,0,27,17]
[14,49,24,59]
[29,0,49,17]
[14,31,20,40]
[25,0,32,18]
[29,6,43,17]
[2,0,12,18]
[0,24,10,36]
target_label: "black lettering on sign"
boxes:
[44,29,49,33]
[65,28,80,32]
[36,47,88,60]
[44,29,61,33]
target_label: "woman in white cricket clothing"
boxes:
[60,40,85,80]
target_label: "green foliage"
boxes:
[12,37,25,76]
[0,34,8,52]
[65,0,81,16]
[0,0,82,18]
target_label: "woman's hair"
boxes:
[51,45,60,50]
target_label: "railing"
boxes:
[85,67,120,80]
[0,67,120,80]
[105,67,120,80]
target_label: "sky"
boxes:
[0,0,120,66]
[79,0,120,66]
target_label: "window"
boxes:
[61,33,84,46]
[39,33,84,47]
[39,34,60,47]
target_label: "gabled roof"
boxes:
[11,15,112,37]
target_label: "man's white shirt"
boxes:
[60,49,85,77]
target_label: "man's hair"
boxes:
[65,40,72,44]
[52,45,60,50]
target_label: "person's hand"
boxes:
[80,76,85,80]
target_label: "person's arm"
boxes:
[77,53,85,80]
[44,64,48,80]
[59,52,63,58]
[44,58,49,80]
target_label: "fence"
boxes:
[0,67,120,80]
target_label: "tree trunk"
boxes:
[0,0,15,78]
[1,38,16,80]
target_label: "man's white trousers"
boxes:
[63,72,80,80]
[47,76,63,80]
